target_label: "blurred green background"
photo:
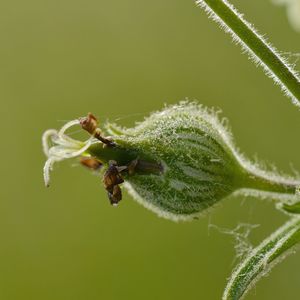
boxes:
[1,0,300,299]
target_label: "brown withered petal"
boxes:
[80,157,102,170]
[80,113,98,135]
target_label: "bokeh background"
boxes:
[1,0,300,299]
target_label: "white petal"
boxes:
[43,157,58,187]
[58,119,80,138]
[42,129,58,156]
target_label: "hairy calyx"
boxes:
[42,103,300,220]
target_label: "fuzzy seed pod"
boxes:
[102,103,242,220]
[43,102,298,221]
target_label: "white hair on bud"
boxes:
[107,101,300,220]
[123,182,214,222]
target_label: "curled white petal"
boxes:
[48,139,93,159]
[42,129,58,156]
[42,118,95,187]
[58,119,81,138]
[43,157,59,187]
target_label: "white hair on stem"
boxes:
[196,0,300,107]
[223,216,300,300]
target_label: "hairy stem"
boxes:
[196,0,300,107]
[243,170,299,195]
[223,216,300,300]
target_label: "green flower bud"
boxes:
[42,102,298,221]
[103,103,242,219]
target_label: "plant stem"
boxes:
[244,170,299,195]
[223,216,300,300]
[196,0,300,107]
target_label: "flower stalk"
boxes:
[223,216,300,300]
[196,0,300,107]
[241,167,299,195]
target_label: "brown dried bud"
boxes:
[80,113,116,147]
[80,157,102,170]
[80,113,98,135]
